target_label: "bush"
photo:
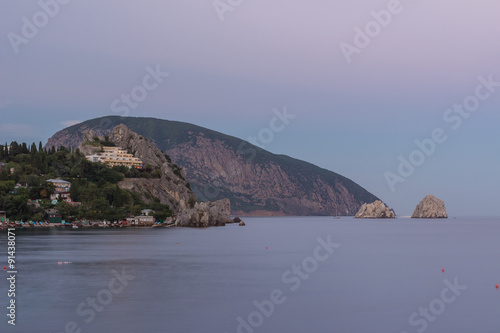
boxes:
[188,197,197,208]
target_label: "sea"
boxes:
[1,216,499,333]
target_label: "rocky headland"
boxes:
[80,125,232,227]
[174,198,232,227]
[46,116,379,216]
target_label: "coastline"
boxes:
[0,221,175,232]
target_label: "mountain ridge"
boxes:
[46,116,379,215]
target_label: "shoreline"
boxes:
[0,221,175,232]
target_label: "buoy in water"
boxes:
[496,284,499,289]
[3,266,6,270]
[442,269,445,273]
[58,261,72,265]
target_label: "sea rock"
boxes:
[226,216,241,224]
[174,198,232,227]
[355,200,395,219]
[238,220,245,226]
[411,195,448,218]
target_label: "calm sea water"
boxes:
[1,217,499,333]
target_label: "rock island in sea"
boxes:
[355,200,396,219]
[411,194,448,218]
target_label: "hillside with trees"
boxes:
[0,142,173,222]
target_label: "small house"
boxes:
[136,215,155,226]
[46,209,62,224]
[126,215,155,226]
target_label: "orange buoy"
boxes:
[3,266,6,270]
[265,246,268,250]
[496,284,499,289]
[442,269,445,273]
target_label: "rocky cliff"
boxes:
[174,198,232,227]
[411,194,448,218]
[46,116,379,216]
[355,200,395,219]
[80,125,196,213]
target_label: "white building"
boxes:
[86,147,143,168]
[47,179,72,202]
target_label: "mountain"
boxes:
[46,116,378,215]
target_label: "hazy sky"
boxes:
[1,0,499,216]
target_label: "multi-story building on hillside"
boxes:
[86,147,143,169]
[47,179,72,202]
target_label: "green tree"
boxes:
[188,196,197,208]
[55,201,78,221]
[0,181,15,196]
[131,204,142,216]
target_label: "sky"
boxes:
[1,0,499,216]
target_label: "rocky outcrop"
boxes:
[355,200,395,219]
[108,125,195,212]
[239,220,246,226]
[108,125,167,169]
[46,116,379,216]
[82,129,97,143]
[411,195,448,218]
[174,199,231,227]
[226,217,241,224]
[78,125,196,213]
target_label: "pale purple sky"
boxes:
[1,0,499,215]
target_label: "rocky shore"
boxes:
[174,199,232,227]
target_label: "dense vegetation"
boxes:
[0,142,173,222]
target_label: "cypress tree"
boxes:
[21,142,29,154]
